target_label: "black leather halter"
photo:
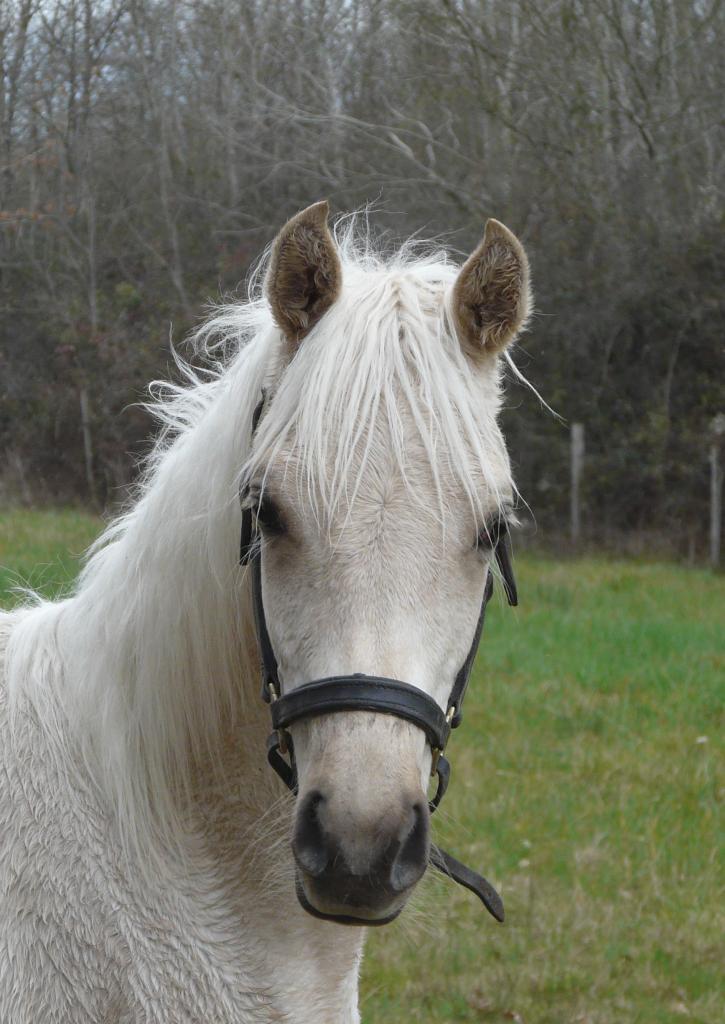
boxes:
[239,396,517,924]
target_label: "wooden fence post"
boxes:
[571,422,585,546]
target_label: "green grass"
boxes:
[1,510,723,1022]
[0,508,103,605]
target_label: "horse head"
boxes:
[240,202,531,924]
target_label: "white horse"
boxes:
[0,202,531,1023]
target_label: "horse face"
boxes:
[249,449,510,923]
[244,202,529,924]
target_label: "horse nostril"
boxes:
[292,789,329,878]
[389,801,430,893]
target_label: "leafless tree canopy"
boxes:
[1,0,723,552]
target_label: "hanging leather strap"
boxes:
[430,846,505,922]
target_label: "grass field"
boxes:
[1,509,723,1023]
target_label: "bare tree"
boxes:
[0,0,722,555]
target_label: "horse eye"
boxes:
[476,516,506,551]
[255,495,285,535]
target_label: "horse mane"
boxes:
[4,215,517,868]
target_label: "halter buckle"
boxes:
[266,684,290,753]
[430,705,456,777]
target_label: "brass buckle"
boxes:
[267,684,289,755]
[430,705,456,777]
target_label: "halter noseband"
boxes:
[239,395,517,924]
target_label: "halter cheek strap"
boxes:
[239,395,516,924]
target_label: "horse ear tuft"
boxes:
[266,201,342,347]
[452,219,531,359]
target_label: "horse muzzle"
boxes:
[292,787,430,925]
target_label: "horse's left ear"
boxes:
[452,219,531,359]
[266,200,342,347]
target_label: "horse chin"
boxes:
[294,874,406,927]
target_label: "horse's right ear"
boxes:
[266,201,342,347]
